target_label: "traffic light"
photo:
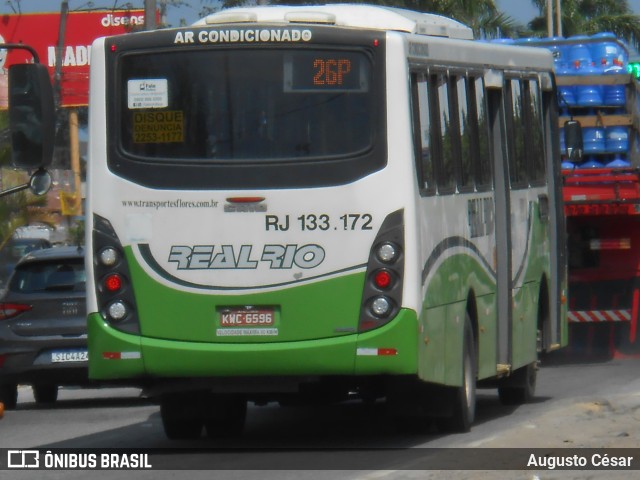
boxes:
[627,62,640,79]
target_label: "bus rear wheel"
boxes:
[203,394,247,438]
[498,361,537,405]
[437,316,476,433]
[160,393,204,440]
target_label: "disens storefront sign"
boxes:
[0,9,154,107]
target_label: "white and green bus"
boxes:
[85,4,567,437]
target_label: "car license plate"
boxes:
[51,350,88,363]
[218,307,275,327]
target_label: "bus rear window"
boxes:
[119,48,375,162]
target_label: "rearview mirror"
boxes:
[564,120,583,164]
[0,168,52,199]
[28,168,53,196]
[9,63,55,169]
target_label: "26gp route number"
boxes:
[265,214,373,231]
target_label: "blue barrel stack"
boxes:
[501,34,632,169]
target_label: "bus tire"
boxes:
[498,361,537,405]
[204,395,247,438]
[0,383,18,410]
[437,316,476,433]
[160,394,203,440]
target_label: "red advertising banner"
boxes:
[0,9,152,108]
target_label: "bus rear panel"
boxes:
[86,5,566,436]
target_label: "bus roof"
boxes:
[195,4,474,41]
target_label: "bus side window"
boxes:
[527,79,547,185]
[506,78,528,188]
[435,73,456,193]
[455,75,475,192]
[411,73,435,196]
[472,76,492,190]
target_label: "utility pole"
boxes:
[547,0,553,38]
[56,1,82,216]
[69,108,82,215]
[54,0,68,108]
[145,0,157,30]
[556,0,562,37]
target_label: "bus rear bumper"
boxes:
[87,309,418,381]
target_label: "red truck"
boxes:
[542,34,640,356]
[563,165,640,356]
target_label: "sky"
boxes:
[0,1,206,26]
[496,0,640,27]
[3,0,640,30]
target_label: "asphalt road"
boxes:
[1,355,640,479]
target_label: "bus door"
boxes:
[485,70,512,371]
[543,81,566,350]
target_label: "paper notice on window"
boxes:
[128,79,168,109]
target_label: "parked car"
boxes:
[0,246,86,409]
[0,237,53,287]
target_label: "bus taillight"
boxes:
[104,273,123,292]
[99,247,119,266]
[373,270,393,289]
[376,242,399,263]
[92,214,141,334]
[370,296,393,317]
[107,300,128,322]
[359,210,404,332]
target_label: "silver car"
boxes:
[0,246,87,409]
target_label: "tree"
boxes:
[414,0,522,39]
[529,0,640,50]
[0,109,55,251]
